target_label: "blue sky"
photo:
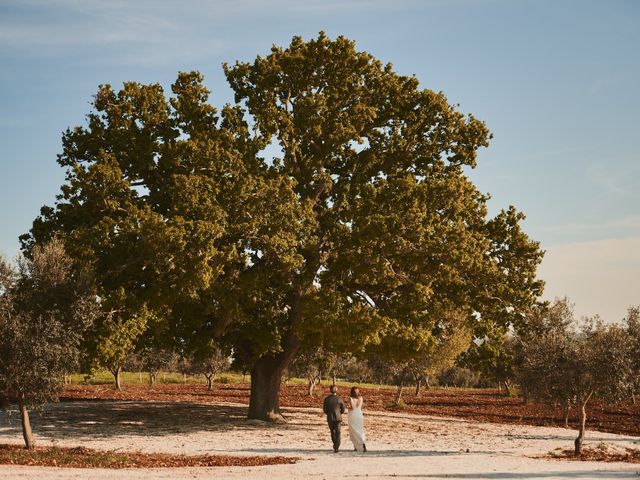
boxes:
[0,0,638,320]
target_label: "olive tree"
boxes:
[138,345,179,385]
[188,342,230,390]
[289,348,344,395]
[410,318,472,395]
[624,306,640,404]
[0,239,97,449]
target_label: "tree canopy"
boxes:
[0,239,98,448]
[22,33,544,421]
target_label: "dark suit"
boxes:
[323,393,346,451]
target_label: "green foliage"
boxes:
[22,33,544,415]
[215,375,234,384]
[86,296,150,381]
[0,239,98,409]
[436,367,484,388]
[624,306,640,400]
[225,33,542,366]
[516,299,635,454]
[459,333,516,388]
[187,341,231,389]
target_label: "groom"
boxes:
[323,384,346,453]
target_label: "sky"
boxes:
[0,0,638,322]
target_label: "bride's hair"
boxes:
[350,387,360,398]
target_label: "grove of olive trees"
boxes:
[516,299,636,455]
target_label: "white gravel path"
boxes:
[1,400,638,479]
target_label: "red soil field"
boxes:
[61,383,640,437]
[0,443,296,468]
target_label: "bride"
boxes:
[348,386,367,452]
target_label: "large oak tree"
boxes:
[23,33,543,421]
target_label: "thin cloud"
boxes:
[0,6,228,67]
[587,161,639,198]
[543,215,640,235]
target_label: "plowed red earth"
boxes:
[61,383,640,437]
[548,447,640,463]
[0,443,296,468]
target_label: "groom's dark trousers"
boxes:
[328,420,341,450]
[323,393,346,451]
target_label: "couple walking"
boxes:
[322,385,367,453]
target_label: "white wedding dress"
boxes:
[348,396,366,452]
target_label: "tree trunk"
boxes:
[205,374,213,391]
[247,279,304,421]
[307,377,318,396]
[248,352,294,422]
[112,367,122,390]
[415,378,421,396]
[332,373,337,386]
[149,372,157,385]
[19,401,35,450]
[500,380,510,396]
[425,376,431,389]
[574,400,588,456]
[394,382,404,406]
[563,398,571,428]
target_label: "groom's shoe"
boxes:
[333,448,339,453]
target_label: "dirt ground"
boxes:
[1,399,639,479]
[63,383,640,436]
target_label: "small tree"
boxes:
[410,320,472,395]
[516,298,576,418]
[461,330,517,395]
[189,343,230,390]
[341,356,374,384]
[624,306,640,404]
[139,346,178,385]
[517,322,576,425]
[365,356,412,406]
[571,320,632,455]
[175,355,193,384]
[290,348,346,395]
[0,240,98,449]
[290,349,324,396]
[90,301,148,390]
[437,367,483,388]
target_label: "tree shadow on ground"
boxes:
[506,433,638,443]
[0,401,298,440]
[409,471,638,479]
[239,448,496,457]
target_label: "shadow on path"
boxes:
[408,471,638,479]
[0,401,294,440]
[237,448,496,458]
